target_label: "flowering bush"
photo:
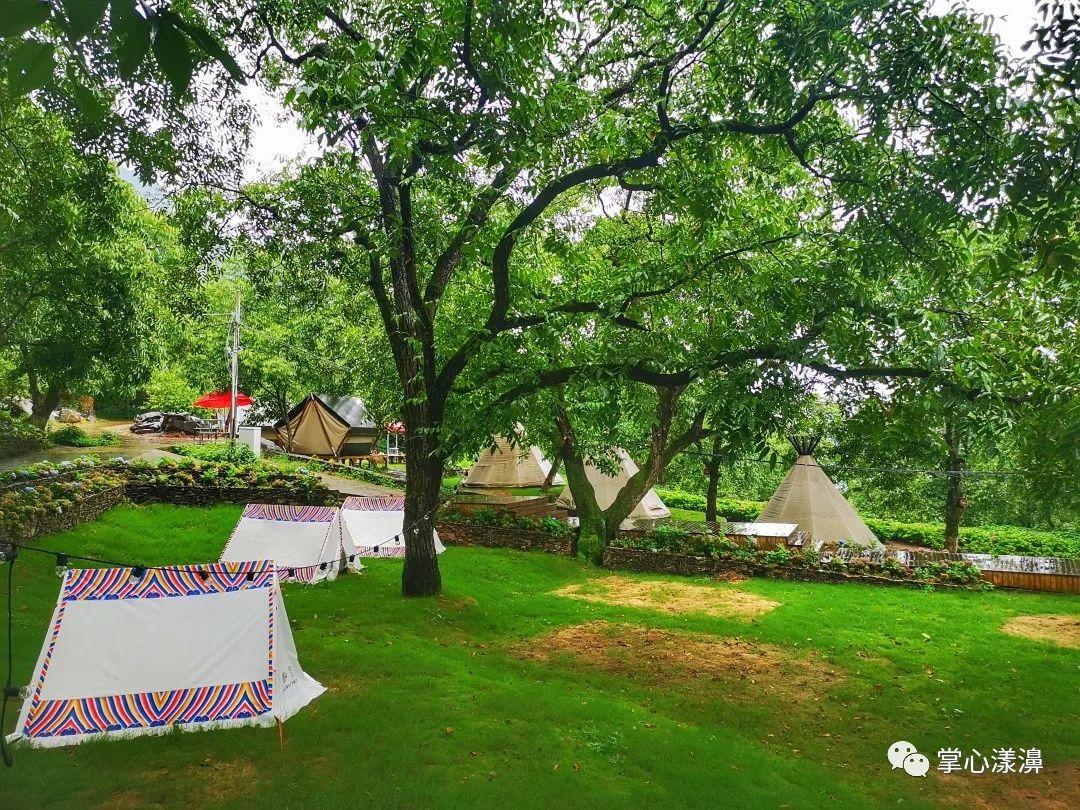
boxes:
[0,465,124,538]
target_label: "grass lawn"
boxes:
[1,504,1077,808]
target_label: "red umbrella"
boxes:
[193,390,253,409]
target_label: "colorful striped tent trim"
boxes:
[342,495,406,511]
[220,505,362,583]
[8,564,324,749]
[241,503,338,522]
[22,680,274,741]
[64,563,274,601]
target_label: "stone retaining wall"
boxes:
[436,521,577,556]
[601,546,971,590]
[1,486,126,542]
[125,484,336,507]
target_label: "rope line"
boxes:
[1,549,15,767]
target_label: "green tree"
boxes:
[216,0,1024,594]
[0,96,172,429]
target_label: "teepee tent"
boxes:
[340,496,446,557]
[465,435,562,488]
[7,562,324,748]
[754,435,881,549]
[556,449,670,520]
[220,504,362,583]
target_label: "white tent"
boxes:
[754,436,882,550]
[340,496,446,557]
[7,562,323,748]
[464,436,563,488]
[220,504,362,583]
[556,449,670,521]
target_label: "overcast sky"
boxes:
[230,1,1042,180]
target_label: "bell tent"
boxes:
[273,394,379,459]
[7,562,324,748]
[220,504,362,583]
[556,449,670,521]
[340,496,446,557]
[754,435,881,550]
[465,435,562,488]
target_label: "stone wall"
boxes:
[125,484,336,507]
[2,486,126,542]
[601,546,970,590]
[436,521,577,556]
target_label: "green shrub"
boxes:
[170,442,258,464]
[0,412,49,456]
[49,425,117,447]
[865,517,1079,558]
[654,488,765,521]
[913,561,986,586]
[439,507,572,537]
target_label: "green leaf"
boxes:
[62,0,108,41]
[111,2,150,79]
[151,16,193,97]
[7,39,54,95]
[0,0,50,39]
[72,80,109,122]
[169,14,246,84]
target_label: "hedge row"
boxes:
[654,486,1080,558]
[610,535,988,588]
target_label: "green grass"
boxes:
[1,504,1078,808]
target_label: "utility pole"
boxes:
[228,290,241,444]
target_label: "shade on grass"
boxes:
[1,504,1077,808]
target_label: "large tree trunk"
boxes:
[943,419,967,554]
[401,413,444,596]
[704,433,723,523]
[26,367,60,434]
[541,441,564,492]
[559,451,609,562]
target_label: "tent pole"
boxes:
[229,290,241,445]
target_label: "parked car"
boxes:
[162,413,210,435]
[130,412,164,433]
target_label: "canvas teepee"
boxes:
[754,435,881,549]
[220,504,362,583]
[7,562,324,748]
[556,448,669,520]
[465,435,562,488]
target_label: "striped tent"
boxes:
[6,562,324,748]
[220,504,362,583]
[340,496,446,557]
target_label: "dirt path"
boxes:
[316,471,402,498]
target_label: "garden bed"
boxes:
[437,506,577,556]
[125,483,335,507]
[1,486,125,542]
[436,520,577,556]
[0,457,336,543]
[601,545,985,590]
